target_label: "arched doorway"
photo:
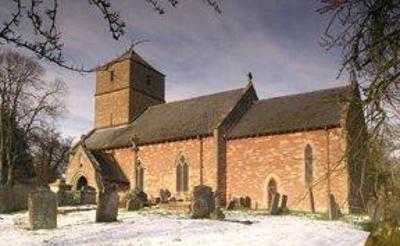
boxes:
[267,178,278,209]
[76,176,88,190]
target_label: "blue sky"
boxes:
[1,0,348,139]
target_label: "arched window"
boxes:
[176,156,189,192]
[135,161,144,191]
[305,144,313,187]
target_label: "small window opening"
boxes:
[110,70,115,81]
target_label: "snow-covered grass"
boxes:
[0,206,369,246]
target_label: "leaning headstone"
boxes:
[270,193,281,215]
[28,187,57,230]
[226,200,235,210]
[191,185,215,219]
[328,193,341,220]
[96,189,119,222]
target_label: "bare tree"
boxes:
[319,0,400,130]
[319,0,400,243]
[31,127,71,186]
[0,49,66,186]
[0,0,221,72]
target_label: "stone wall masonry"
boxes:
[226,127,349,213]
[110,137,216,201]
[65,146,98,191]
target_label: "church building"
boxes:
[66,49,368,213]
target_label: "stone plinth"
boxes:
[191,185,215,219]
[28,188,57,230]
[96,190,119,222]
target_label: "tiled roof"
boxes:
[228,85,351,139]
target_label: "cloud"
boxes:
[28,0,347,138]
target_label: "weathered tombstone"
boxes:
[328,193,341,220]
[280,195,288,210]
[96,188,119,222]
[28,187,57,230]
[57,182,68,206]
[240,197,246,208]
[81,187,97,205]
[244,196,252,208]
[160,189,171,203]
[126,197,141,211]
[191,185,215,219]
[126,189,148,211]
[270,193,281,215]
[0,185,14,213]
[234,197,241,209]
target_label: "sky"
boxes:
[0,0,348,140]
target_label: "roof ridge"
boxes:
[146,86,247,110]
[254,84,351,104]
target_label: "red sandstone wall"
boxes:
[110,137,216,200]
[226,127,349,213]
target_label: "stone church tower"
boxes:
[94,49,165,128]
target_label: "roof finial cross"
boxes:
[247,72,253,83]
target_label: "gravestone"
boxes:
[270,193,281,215]
[244,196,252,208]
[160,189,171,203]
[28,187,57,230]
[126,197,141,211]
[234,197,241,208]
[191,185,215,218]
[81,186,96,204]
[328,193,341,220]
[126,189,148,211]
[96,189,119,222]
[280,195,288,210]
[57,182,68,206]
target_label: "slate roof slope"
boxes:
[228,85,352,139]
[85,149,129,183]
[85,86,248,149]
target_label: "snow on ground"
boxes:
[0,206,369,246]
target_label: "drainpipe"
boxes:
[198,135,204,186]
[325,127,332,205]
[213,128,220,206]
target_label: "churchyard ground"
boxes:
[0,205,369,246]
